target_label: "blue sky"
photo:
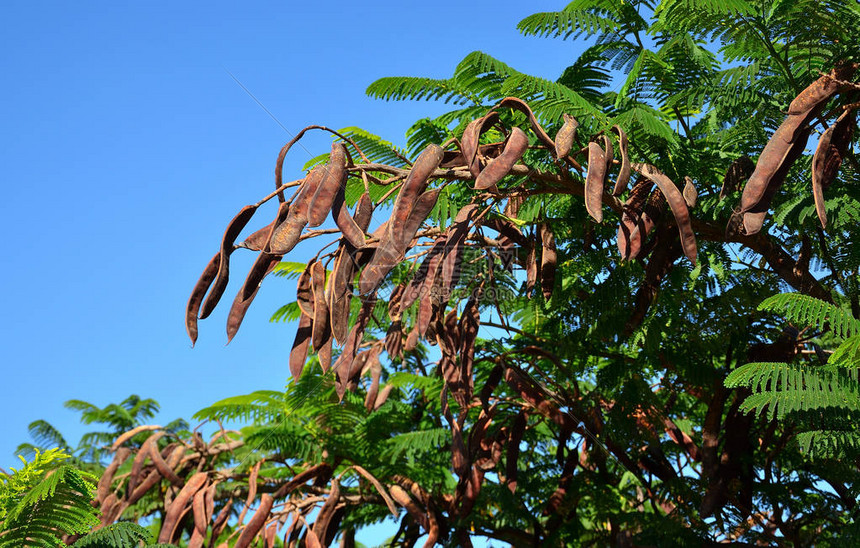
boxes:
[0,0,578,473]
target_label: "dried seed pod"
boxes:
[290,313,313,380]
[352,191,374,232]
[401,236,446,313]
[97,448,131,504]
[148,440,182,486]
[812,110,855,228]
[474,127,529,190]
[328,252,353,345]
[191,486,208,537]
[365,357,382,412]
[311,479,340,545]
[238,200,290,305]
[227,256,279,343]
[525,241,537,296]
[610,125,631,195]
[384,320,402,358]
[540,223,557,300]
[158,472,208,544]
[331,184,366,249]
[497,97,557,152]
[199,205,259,322]
[554,113,579,158]
[234,494,274,548]
[440,204,480,296]
[390,144,444,244]
[683,176,698,209]
[186,252,219,346]
[602,133,614,175]
[506,411,527,493]
[584,141,607,223]
[237,220,276,250]
[308,143,347,227]
[740,64,857,234]
[720,156,755,199]
[310,261,330,352]
[296,261,315,318]
[331,297,376,379]
[616,177,654,261]
[632,163,697,264]
[461,112,501,178]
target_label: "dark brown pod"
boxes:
[353,191,374,232]
[296,261,315,318]
[440,204,480,296]
[226,258,278,343]
[400,236,446,313]
[525,241,537,296]
[310,261,330,352]
[328,252,353,346]
[627,189,666,261]
[584,141,607,223]
[740,64,857,233]
[290,313,313,380]
[384,320,402,359]
[474,127,529,190]
[331,184,366,249]
[506,411,527,493]
[602,133,614,176]
[540,223,557,300]
[812,110,855,228]
[237,220,276,251]
[616,177,653,261]
[610,125,631,195]
[390,144,444,244]
[331,297,376,378]
[239,201,291,303]
[186,252,219,346]
[461,112,501,178]
[308,143,347,227]
[720,156,755,199]
[554,113,579,159]
[632,163,697,264]
[683,176,697,209]
[200,205,259,320]
[497,97,556,151]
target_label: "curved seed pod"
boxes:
[328,252,352,345]
[365,357,382,412]
[97,448,131,504]
[312,479,340,544]
[126,432,164,497]
[200,205,258,320]
[584,141,607,223]
[602,134,614,175]
[238,201,290,304]
[385,320,402,358]
[158,472,209,544]
[497,97,556,152]
[475,127,529,190]
[720,156,755,199]
[191,485,208,537]
[237,220,276,250]
[110,424,162,451]
[305,529,323,548]
[268,216,306,257]
[353,191,374,232]
[440,204,480,296]
[290,313,313,380]
[126,467,162,506]
[401,236,446,312]
[526,241,537,296]
[234,494,274,548]
[236,462,262,527]
[540,223,557,300]
[462,112,501,178]
[632,163,697,264]
[616,177,654,260]
[148,440,182,486]
[227,256,279,343]
[331,183,366,249]
[310,262,330,353]
[359,189,441,295]
[683,177,698,209]
[812,110,855,228]
[331,297,376,379]
[186,253,219,345]
[390,144,444,244]
[506,411,527,493]
[740,64,857,233]
[389,485,430,532]
[308,143,347,227]
[296,261,315,318]
[554,113,579,158]
[610,125,631,195]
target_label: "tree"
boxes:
[22,0,860,545]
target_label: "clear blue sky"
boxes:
[0,0,577,472]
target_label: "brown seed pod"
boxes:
[96,448,131,504]
[191,486,208,538]
[296,261,315,318]
[234,494,274,548]
[632,163,697,264]
[525,240,537,296]
[683,176,698,209]
[148,440,182,486]
[158,472,208,544]
[475,127,529,190]
[365,356,382,412]
[227,256,280,343]
[497,97,557,152]
[390,144,444,244]
[610,125,632,195]
[308,143,347,227]
[506,411,527,493]
[740,64,857,234]
[237,200,291,305]
[331,297,376,379]
[290,313,313,380]
[352,191,374,232]
[584,141,607,223]
[237,220,276,250]
[401,236,446,313]
[540,223,557,300]
[461,112,501,178]
[310,261,330,352]
[616,177,654,261]
[812,110,855,228]
[328,251,353,346]
[554,113,579,159]
[440,204,480,296]
[199,205,259,322]
[384,320,402,359]
[311,479,340,544]
[720,156,755,199]
[186,252,219,346]
[602,133,614,175]
[331,183,367,249]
